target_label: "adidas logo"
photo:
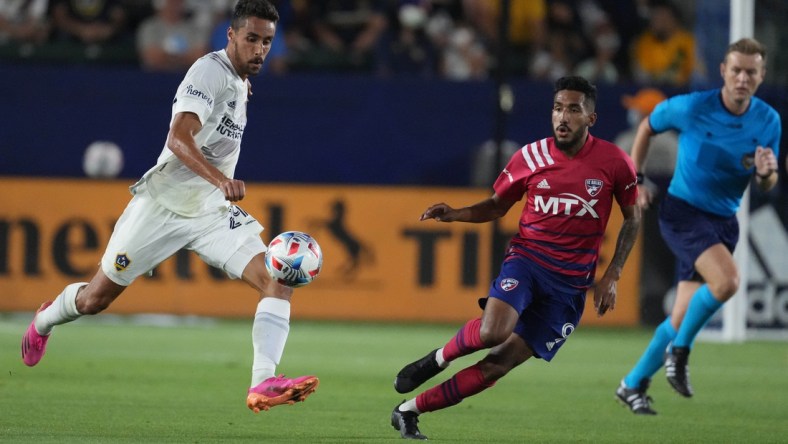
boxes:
[545,337,563,351]
[537,179,550,189]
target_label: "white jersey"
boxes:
[131,50,249,217]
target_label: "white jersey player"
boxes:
[21,0,318,413]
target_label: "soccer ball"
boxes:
[265,231,323,288]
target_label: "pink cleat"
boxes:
[21,301,53,367]
[246,374,319,413]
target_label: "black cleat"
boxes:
[665,346,693,397]
[391,401,428,440]
[616,378,657,415]
[394,349,445,394]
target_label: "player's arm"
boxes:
[420,193,518,223]
[166,112,246,201]
[593,203,642,316]
[629,117,658,209]
[753,146,778,192]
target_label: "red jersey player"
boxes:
[391,76,641,440]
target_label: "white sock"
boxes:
[398,398,420,414]
[435,347,449,368]
[34,282,86,335]
[251,297,290,387]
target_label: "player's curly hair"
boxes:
[554,76,597,111]
[231,0,279,29]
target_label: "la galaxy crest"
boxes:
[585,179,603,197]
[114,253,131,271]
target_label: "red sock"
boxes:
[442,318,484,362]
[415,363,496,413]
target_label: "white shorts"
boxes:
[101,188,266,286]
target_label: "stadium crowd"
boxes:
[2,0,785,86]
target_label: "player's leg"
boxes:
[666,244,737,397]
[674,244,738,346]
[394,298,519,394]
[392,333,533,440]
[21,271,125,366]
[395,258,530,394]
[21,191,176,367]
[197,209,319,413]
[616,280,698,413]
[239,252,319,412]
[651,195,738,397]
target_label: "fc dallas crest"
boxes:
[585,179,603,197]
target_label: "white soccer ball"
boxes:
[265,231,323,288]
[83,141,124,178]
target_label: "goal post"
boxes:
[699,0,753,343]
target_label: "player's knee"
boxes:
[478,325,508,348]
[711,273,740,300]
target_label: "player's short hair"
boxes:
[554,76,597,111]
[725,38,767,64]
[231,0,279,29]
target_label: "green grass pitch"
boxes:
[1,317,786,443]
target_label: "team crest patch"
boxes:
[114,253,131,271]
[500,278,518,291]
[585,179,603,197]
[740,153,755,170]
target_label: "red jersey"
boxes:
[493,135,638,287]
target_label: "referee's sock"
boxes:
[623,317,676,389]
[673,285,722,348]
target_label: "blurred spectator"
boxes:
[614,87,677,177]
[440,24,488,80]
[462,0,546,74]
[121,0,156,32]
[137,0,209,72]
[529,0,588,81]
[309,0,388,72]
[593,0,649,80]
[209,0,288,74]
[0,0,51,45]
[51,0,128,45]
[530,0,589,81]
[630,0,696,87]
[573,18,620,84]
[377,1,437,77]
[185,0,230,35]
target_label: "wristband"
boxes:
[636,172,645,185]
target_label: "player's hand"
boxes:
[636,184,655,210]
[219,178,246,202]
[420,203,457,222]
[593,275,617,317]
[754,146,777,177]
